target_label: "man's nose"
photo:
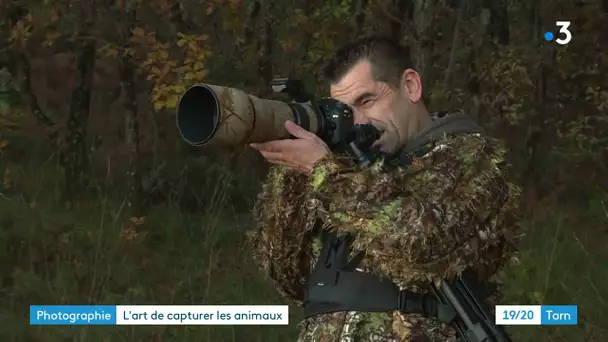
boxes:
[353,111,370,125]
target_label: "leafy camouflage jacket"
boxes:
[250,115,522,341]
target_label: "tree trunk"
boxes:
[444,0,465,88]
[468,0,508,124]
[412,0,434,91]
[61,41,96,199]
[352,0,369,40]
[243,0,262,45]
[522,2,550,213]
[483,0,509,45]
[120,5,143,215]
[287,0,316,79]
[168,0,195,34]
[256,0,274,96]
[18,56,56,134]
[389,0,408,41]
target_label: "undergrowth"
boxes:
[0,135,606,341]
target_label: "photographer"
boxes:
[249,36,522,341]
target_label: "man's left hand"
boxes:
[250,120,330,173]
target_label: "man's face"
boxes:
[329,60,423,154]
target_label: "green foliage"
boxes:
[500,197,608,341]
[0,166,299,341]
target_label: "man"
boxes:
[249,36,521,341]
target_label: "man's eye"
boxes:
[360,99,374,107]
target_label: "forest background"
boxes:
[0,0,606,341]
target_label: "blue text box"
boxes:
[540,305,578,325]
[30,305,117,325]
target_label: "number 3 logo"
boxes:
[556,21,572,45]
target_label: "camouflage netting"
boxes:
[250,133,522,341]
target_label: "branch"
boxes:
[444,0,465,88]
[242,0,262,45]
[374,0,406,25]
[352,0,369,39]
[19,54,57,131]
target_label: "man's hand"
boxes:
[250,120,330,173]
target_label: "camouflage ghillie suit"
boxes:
[250,113,522,341]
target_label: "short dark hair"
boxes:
[323,36,415,88]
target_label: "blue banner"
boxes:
[32,304,577,326]
[541,305,578,325]
[30,305,117,325]
[30,305,290,325]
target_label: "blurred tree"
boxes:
[117,0,143,214]
[60,5,97,199]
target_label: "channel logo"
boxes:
[544,21,572,45]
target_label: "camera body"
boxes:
[270,77,380,166]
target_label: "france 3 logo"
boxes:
[544,21,572,45]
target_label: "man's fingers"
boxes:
[285,120,318,140]
[250,141,283,153]
[253,142,312,173]
[259,150,286,163]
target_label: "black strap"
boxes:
[303,232,457,323]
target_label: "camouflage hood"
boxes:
[401,110,485,155]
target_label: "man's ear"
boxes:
[400,68,423,103]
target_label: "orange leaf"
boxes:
[2,169,11,189]
[130,216,147,225]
